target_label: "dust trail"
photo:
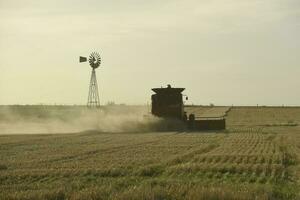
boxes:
[0,105,184,134]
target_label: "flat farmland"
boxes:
[227,107,300,127]
[0,106,299,200]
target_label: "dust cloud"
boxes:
[0,105,184,134]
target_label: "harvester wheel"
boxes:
[189,114,195,121]
[183,112,188,121]
[188,114,195,130]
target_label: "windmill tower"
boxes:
[79,52,101,108]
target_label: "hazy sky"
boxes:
[0,0,299,105]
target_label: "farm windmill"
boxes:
[79,52,102,108]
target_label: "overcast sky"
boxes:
[0,0,299,105]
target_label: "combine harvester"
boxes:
[151,85,227,130]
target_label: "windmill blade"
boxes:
[79,56,87,63]
[88,52,101,69]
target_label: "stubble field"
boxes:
[0,106,299,200]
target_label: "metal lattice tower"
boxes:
[79,52,102,108]
[87,69,100,107]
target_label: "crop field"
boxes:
[0,106,300,199]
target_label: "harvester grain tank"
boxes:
[151,85,226,130]
[151,85,185,119]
